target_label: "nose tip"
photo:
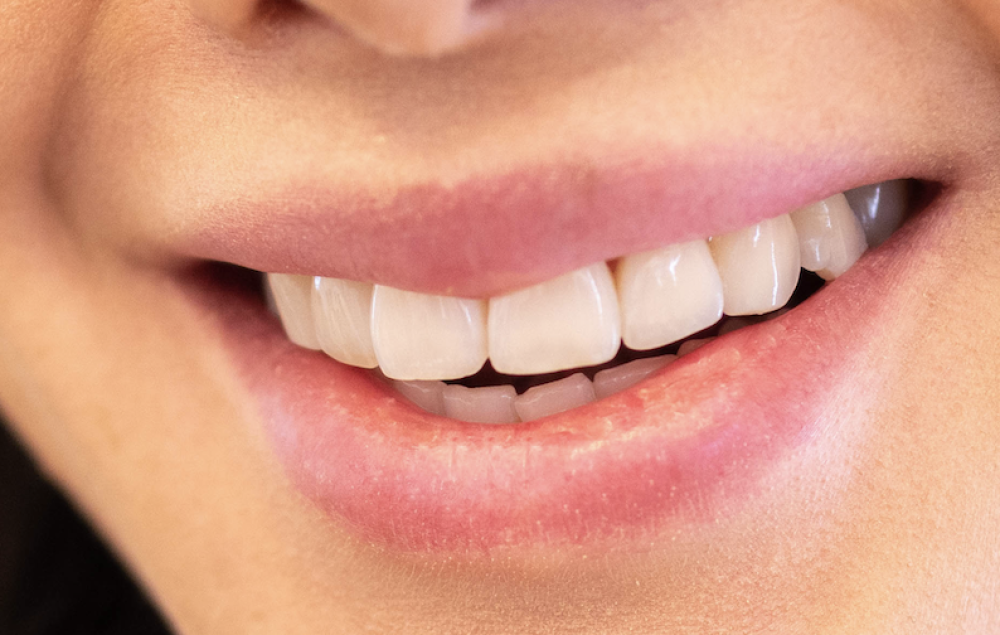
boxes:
[306,0,487,56]
[191,0,492,57]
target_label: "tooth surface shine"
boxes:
[312,277,378,368]
[616,240,724,350]
[488,263,622,375]
[267,182,907,417]
[269,274,322,351]
[709,214,801,316]
[790,193,868,281]
[371,286,488,381]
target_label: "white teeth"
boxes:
[790,193,868,281]
[514,373,596,422]
[393,380,447,416]
[843,180,910,248]
[593,355,675,399]
[312,277,378,368]
[709,214,801,316]
[267,274,322,350]
[269,183,906,421]
[488,263,621,375]
[371,286,488,381]
[443,384,519,424]
[615,240,724,351]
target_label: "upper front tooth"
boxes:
[312,277,378,368]
[843,180,910,248]
[615,240,724,350]
[790,193,868,281]
[488,263,621,375]
[268,274,322,350]
[709,214,801,316]
[371,286,488,381]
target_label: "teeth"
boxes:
[371,286,488,381]
[616,240,724,351]
[593,355,675,399]
[790,193,868,281]
[312,277,378,368]
[708,214,801,316]
[269,182,907,419]
[488,263,621,375]
[514,373,596,422]
[268,274,322,350]
[393,380,447,416]
[843,180,910,248]
[443,384,519,424]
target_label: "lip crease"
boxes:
[176,146,924,298]
[188,199,926,554]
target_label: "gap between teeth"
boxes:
[267,182,909,423]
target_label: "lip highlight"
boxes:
[192,209,921,554]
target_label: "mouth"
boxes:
[188,170,937,555]
[267,182,909,422]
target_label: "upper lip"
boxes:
[175,145,932,297]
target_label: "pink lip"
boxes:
[179,146,921,297]
[191,208,924,554]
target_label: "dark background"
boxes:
[0,420,171,634]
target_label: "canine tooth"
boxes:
[593,355,675,399]
[268,274,321,350]
[372,286,487,381]
[312,277,378,368]
[844,180,909,247]
[791,193,868,281]
[677,338,712,356]
[514,373,596,422]
[709,215,801,316]
[489,263,621,375]
[443,384,519,424]
[393,380,446,415]
[616,240,724,351]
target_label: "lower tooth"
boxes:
[709,214,801,316]
[514,373,596,422]
[393,379,447,416]
[593,355,675,399]
[790,193,868,281]
[267,274,322,350]
[677,337,713,356]
[443,384,519,424]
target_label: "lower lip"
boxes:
[193,215,920,556]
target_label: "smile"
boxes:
[187,160,936,556]
[265,181,909,425]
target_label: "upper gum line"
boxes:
[266,181,910,422]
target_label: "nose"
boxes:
[191,0,489,57]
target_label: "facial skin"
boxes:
[1,0,1000,633]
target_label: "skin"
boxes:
[1,0,999,633]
